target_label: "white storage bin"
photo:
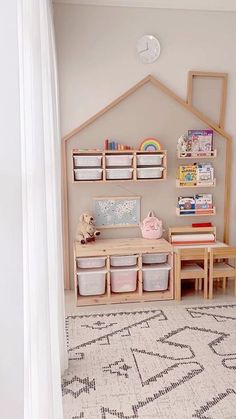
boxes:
[106,155,133,167]
[74,155,102,167]
[106,168,133,180]
[74,168,103,181]
[77,269,106,296]
[77,257,106,269]
[142,253,168,264]
[110,266,138,293]
[142,263,171,291]
[137,154,164,166]
[137,167,164,179]
[110,255,138,267]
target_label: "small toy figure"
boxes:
[75,212,100,244]
[177,135,188,155]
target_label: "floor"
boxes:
[65,280,236,315]
[63,282,236,418]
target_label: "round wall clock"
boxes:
[136,35,161,64]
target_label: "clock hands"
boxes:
[139,41,149,54]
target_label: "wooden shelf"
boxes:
[72,149,167,183]
[76,289,173,306]
[74,238,173,306]
[177,150,217,159]
[176,207,216,217]
[176,179,216,188]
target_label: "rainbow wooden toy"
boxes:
[139,137,162,151]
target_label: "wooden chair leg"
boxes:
[195,279,198,291]
[209,275,213,299]
[175,254,181,301]
[222,277,227,289]
[198,278,202,291]
[204,276,208,299]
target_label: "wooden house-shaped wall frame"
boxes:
[62,72,232,289]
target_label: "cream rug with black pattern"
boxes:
[62,304,236,419]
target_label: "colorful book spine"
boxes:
[179,164,197,186]
[178,197,195,214]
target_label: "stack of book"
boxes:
[104,139,133,150]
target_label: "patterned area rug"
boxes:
[62,304,236,419]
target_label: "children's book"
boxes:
[179,165,197,186]
[196,163,214,185]
[188,129,213,154]
[178,197,195,214]
[194,194,213,214]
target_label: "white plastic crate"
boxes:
[77,269,106,296]
[142,253,168,264]
[106,155,133,167]
[106,168,133,180]
[110,255,138,267]
[73,155,102,167]
[110,266,138,293]
[77,257,106,269]
[137,167,164,179]
[137,154,164,166]
[74,168,103,180]
[142,263,171,291]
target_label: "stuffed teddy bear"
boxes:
[75,212,100,244]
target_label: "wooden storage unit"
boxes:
[63,73,232,290]
[176,207,216,217]
[177,150,217,159]
[74,238,173,306]
[72,149,167,182]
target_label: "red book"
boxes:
[104,138,109,150]
[192,222,212,228]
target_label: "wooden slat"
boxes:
[74,237,173,258]
[63,74,232,142]
[219,73,228,128]
[224,139,232,243]
[186,71,228,131]
[149,75,232,141]
[63,75,152,141]
[210,246,236,258]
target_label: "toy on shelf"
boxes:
[76,212,100,244]
[104,138,133,151]
[139,137,162,151]
[177,129,214,157]
[140,211,163,239]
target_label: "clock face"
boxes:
[136,35,161,64]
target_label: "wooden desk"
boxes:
[172,241,228,253]
[75,237,173,257]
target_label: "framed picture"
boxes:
[93,196,141,228]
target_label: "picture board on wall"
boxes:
[93,196,141,228]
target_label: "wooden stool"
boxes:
[209,247,236,299]
[175,248,208,300]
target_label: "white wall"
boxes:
[0,2,24,418]
[54,4,236,243]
